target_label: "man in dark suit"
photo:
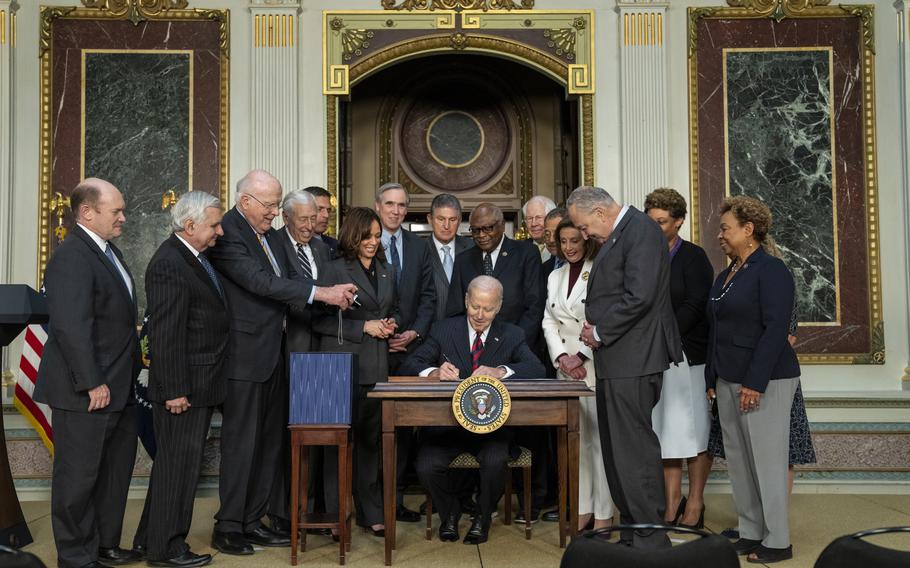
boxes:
[401,276,545,545]
[275,189,334,529]
[522,196,557,262]
[446,203,544,346]
[374,182,435,521]
[568,185,682,549]
[208,170,356,555]
[305,186,338,259]
[425,193,473,322]
[139,192,229,568]
[34,178,142,568]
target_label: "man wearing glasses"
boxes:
[445,202,544,347]
[208,170,356,556]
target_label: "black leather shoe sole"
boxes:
[98,548,142,565]
[462,533,488,545]
[733,538,763,556]
[211,534,253,556]
[147,553,212,568]
[244,534,290,547]
[541,510,560,522]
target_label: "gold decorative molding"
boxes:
[480,166,514,195]
[398,168,431,195]
[450,32,468,50]
[81,0,189,26]
[623,11,663,47]
[49,192,70,243]
[254,13,292,49]
[381,0,533,11]
[39,7,76,58]
[342,28,374,60]
[1,10,5,45]
[326,96,339,237]
[581,94,594,186]
[544,25,579,60]
[726,0,830,21]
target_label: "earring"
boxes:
[748,241,753,248]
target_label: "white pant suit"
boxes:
[541,259,614,520]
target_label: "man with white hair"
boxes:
[208,170,357,555]
[135,191,228,568]
[522,196,557,261]
[401,276,545,545]
[568,185,681,549]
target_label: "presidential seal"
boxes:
[452,375,511,434]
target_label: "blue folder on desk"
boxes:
[289,352,357,425]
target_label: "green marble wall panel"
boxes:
[725,49,836,324]
[82,51,191,312]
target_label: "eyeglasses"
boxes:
[246,193,281,211]
[469,224,500,236]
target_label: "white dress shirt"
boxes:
[418,318,514,378]
[175,233,200,257]
[382,227,404,270]
[432,235,456,265]
[285,228,319,280]
[483,237,505,270]
[78,223,133,298]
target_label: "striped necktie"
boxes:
[471,332,484,372]
[198,254,224,299]
[296,243,313,280]
[256,233,281,276]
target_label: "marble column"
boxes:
[899,1,910,390]
[249,0,301,193]
[616,0,670,209]
[0,0,15,386]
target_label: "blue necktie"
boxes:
[442,245,454,283]
[104,244,132,297]
[554,258,565,270]
[198,254,224,299]
[390,235,401,285]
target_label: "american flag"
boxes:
[14,324,54,454]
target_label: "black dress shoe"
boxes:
[244,525,291,547]
[733,538,763,556]
[147,551,212,568]
[514,509,540,524]
[98,547,142,565]
[131,544,146,559]
[541,509,560,522]
[396,505,421,522]
[82,562,114,568]
[270,517,291,538]
[462,515,490,545]
[211,531,253,555]
[439,514,460,542]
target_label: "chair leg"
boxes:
[503,470,512,525]
[425,494,433,540]
[523,466,532,540]
[338,439,347,566]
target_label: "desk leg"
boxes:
[382,402,396,566]
[568,428,580,541]
[290,437,299,566]
[557,425,567,548]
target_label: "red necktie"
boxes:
[471,332,484,371]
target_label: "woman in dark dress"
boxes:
[313,207,399,537]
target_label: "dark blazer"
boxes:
[278,228,332,354]
[34,225,140,412]
[399,317,545,380]
[313,257,399,385]
[585,207,682,379]
[670,240,714,366]
[705,245,800,393]
[390,229,435,348]
[144,234,230,406]
[445,236,545,345]
[426,235,474,322]
[208,207,312,382]
[316,233,338,260]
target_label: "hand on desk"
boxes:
[430,362,461,381]
[473,365,506,379]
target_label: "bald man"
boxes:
[34,178,143,568]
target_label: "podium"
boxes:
[0,285,49,548]
[288,352,356,566]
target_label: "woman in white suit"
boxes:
[542,218,613,531]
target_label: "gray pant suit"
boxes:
[717,377,798,549]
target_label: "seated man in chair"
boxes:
[400,275,545,544]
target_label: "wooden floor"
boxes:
[16,493,910,568]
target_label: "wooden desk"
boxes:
[369,379,594,566]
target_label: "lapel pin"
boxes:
[494,337,500,342]
[582,271,589,281]
[502,251,508,257]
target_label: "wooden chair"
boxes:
[424,446,533,540]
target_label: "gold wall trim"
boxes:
[687,3,882,365]
[81,0,189,26]
[37,5,230,286]
[381,0,534,11]
[1,10,5,45]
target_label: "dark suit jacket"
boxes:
[445,236,545,345]
[144,234,230,406]
[399,317,545,380]
[426,235,474,322]
[278,228,332,354]
[208,207,312,382]
[390,229,435,350]
[316,233,338,260]
[313,258,399,385]
[34,225,140,412]
[670,240,713,366]
[585,207,682,379]
[705,246,800,393]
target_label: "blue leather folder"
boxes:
[289,352,356,425]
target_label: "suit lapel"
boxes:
[346,259,378,303]
[453,318,473,374]
[566,260,592,307]
[376,259,392,308]
[590,208,636,280]
[228,208,276,274]
[169,235,224,304]
[479,320,504,367]
[74,226,134,307]
[426,238,445,282]
[492,237,514,278]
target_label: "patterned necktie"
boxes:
[390,235,402,285]
[256,233,281,276]
[198,254,224,299]
[104,244,132,297]
[471,332,484,372]
[296,243,313,280]
[482,251,494,276]
[554,258,565,270]
[442,245,453,282]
